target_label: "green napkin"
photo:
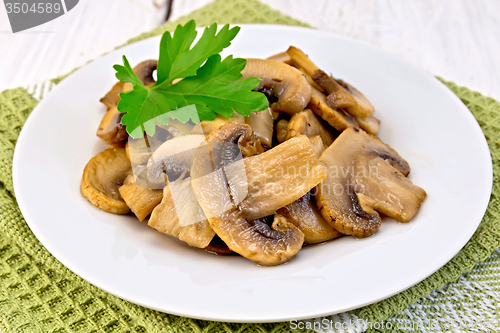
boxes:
[1,0,499,332]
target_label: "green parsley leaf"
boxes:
[113,20,268,139]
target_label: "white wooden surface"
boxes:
[0,0,498,100]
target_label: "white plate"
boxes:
[13,25,492,323]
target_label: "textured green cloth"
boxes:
[1,0,499,332]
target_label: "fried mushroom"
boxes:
[100,81,125,110]
[287,46,375,119]
[241,58,312,114]
[308,88,359,132]
[126,135,162,166]
[81,148,131,214]
[275,119,289,144]
[96,107,129,146]
[316,128,426,238]
[148,178,215,248]
[335,78,375,120]
[191,113,245,136]
[245,108,274,148]
[119,174,163,221]
[355,115,381,136]
[190,123,310,265]
[226,134,327,220]
[144,133,215,248]
[131,59,157,85]
[278,194,342,244]
[146,134,206,187]
[285,108,335,146]
[308,135,325,158]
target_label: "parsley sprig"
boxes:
[113,20,268,138]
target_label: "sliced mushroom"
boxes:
[314,70,358,111]
[145,132,215,247]
[275,119,289,144]
[278,48,331,94]
[96,108,129,146]
[316,128,426,238]
[310,86,379,135]
[131,59,157,85]
[81,148,131,214]
[118,174,163,221]
[146,134,206,187]
[100,81,125,110]
[200,122,265,159]
[335,78,375,120]
[354,156,426,222]
[217,210,304,266]
[126,135,162,166]
[293,70,324,92]
[245,108,274,148]
[278,194,343,244]
[158,119,196,138]
[355,115,380,136]
[227,134,327,220]
[97,60,158,145]
[190,123,306,265]
[241,58,312,114]
[204,235,235,255]
[308,135,325,158]
[191,113,245,135]
[148,179,215,248]
[285,109,336,146]
[271,109,280,121]
[309,88,359,132]
[287,46,375,119]
[285,47,320,79]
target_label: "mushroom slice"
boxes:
[355,115,380,136]
[313,70,358,112]
[286,46,354,104]
[202,122,265,159]
[285,109,335,146]
[278,194,342,244]
[100,81,125,110]
[148,179,215,248]
[335,78,376,120]
[353,157,426,222]
[204,235,235,255]
[191,123,309,265]
[286,46,375,119]
[96,107,129,146]
[118,174,163,221]
[228,135,327,220]
[81,148,131,214]
[126,135,162,166]
[308,135,325,158]
[158,119,196,137]
[131,59,157,85]
[191,113,245,135]
[245,108,274,148]
[145,134,206,187]
[309,88,359,132]
[241,58,312,114]
[216,212,304,266]
[275,119,289,144]
[316,128,426,238]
